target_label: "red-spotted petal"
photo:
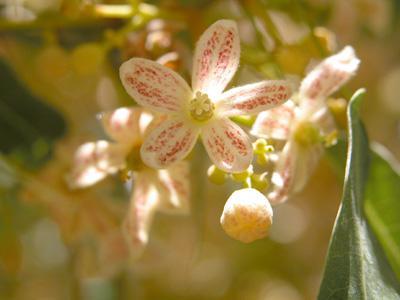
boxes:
[268,142,296,205]
[299,46,360,105]
[216,80,292,117]
[140,117,200,169]
[201,118,253,173]
[101,107,154,144]
[269,141,323,205]
[155,161,190,214]
[67,141,128,189]
[192,20,240,98]
[122,173,160,259]
[120,58,192,113]
[250,101,296,140]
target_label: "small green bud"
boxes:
[242,177,252,189]
[253,139,274,157]
[256,153,269,165]
[207,165,227,185]
[253,138,267,154]
[265,145,274,152]
[231,165,253,182]
[251,173,269,191]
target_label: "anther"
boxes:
[189,92,215,122]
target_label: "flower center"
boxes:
[189,91,215,122]
[125,144,145,172]
[293,121,321,147]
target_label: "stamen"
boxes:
[189,92,215,122]
[293,121,321,147]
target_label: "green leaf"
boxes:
[365,144,400,281]
[325,136,347,179]
[0,58,66,168]
[318,89,400,299]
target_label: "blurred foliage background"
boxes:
[0,0,399,299]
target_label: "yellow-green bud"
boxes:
[251,173,269,191]
[231,165,253,182]
[207,165,227,185]
[253,138,267,154]
[71,43,105,75]
[256,153,269,165]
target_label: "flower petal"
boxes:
[216,80,292,117]
[268,142,297,204]
[101,107,154,144]
[192,20,240,98]
[67,141,128,189]
[299,46,360,104]
[250,100,296,140]
[155,161,190,214]
[269,141,323,204]
[141,117,200,169]
[122,173,160,259]
[201,118,253,173]
[310,107,336,135]
[120,58,192,113]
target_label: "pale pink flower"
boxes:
[68,107,190,257]
[119,20,292,173]
[251,46,360,204]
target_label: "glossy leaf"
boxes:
[365,144,400,281]
[318,89,400,299]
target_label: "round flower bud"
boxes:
[220,188,273,243]
[71,43,104,75]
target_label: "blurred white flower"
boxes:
[251,46,360,204]
[1,0,35,21]
[268,10,310,45]
[68,107,190,258]
[379,66,400,114]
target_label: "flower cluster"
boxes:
[119,20,292,173]
[70,19,360,254]
[220,46,359,243]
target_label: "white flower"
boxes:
[251,46,360,204]
[220,188,273,243]
[119,20,292,173]
[68,107,190,258]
